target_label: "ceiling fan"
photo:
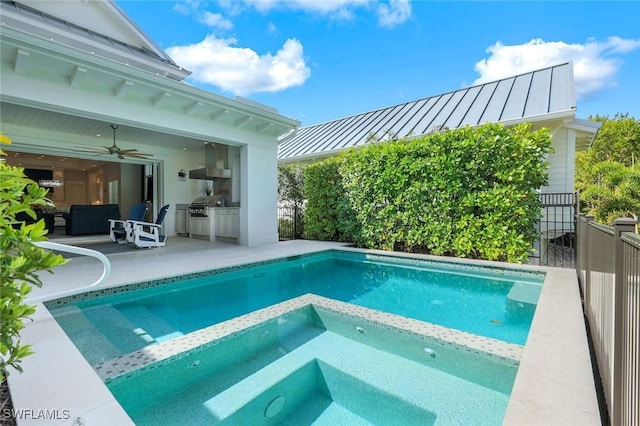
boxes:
[75,124,153,160]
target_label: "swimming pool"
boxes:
[44,249,544,424]
[46,250,544,366]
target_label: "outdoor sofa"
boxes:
[63,204,120,235]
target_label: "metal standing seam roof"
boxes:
[278,62,577,161]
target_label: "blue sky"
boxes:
[116,1,640,127]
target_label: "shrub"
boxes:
[303,123,552,263]
[0,154,66,380]
[303,157,359,242]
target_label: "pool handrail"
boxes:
[27,241,111,304]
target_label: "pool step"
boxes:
[116,304,183,342]
[82,305,158,354]
[506,281,541,320]
[49,305,121,365]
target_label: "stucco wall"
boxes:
[241,142,279,246]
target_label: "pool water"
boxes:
[47,251,544,366]
[106,306,517,425]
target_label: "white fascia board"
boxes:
[564,118,602,134]
[565,118,602,150]
[491,109,577,128]
[1,30,299,134]
[278,147,349,163]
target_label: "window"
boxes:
[108,180,119,204]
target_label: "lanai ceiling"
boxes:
[1,102,206,153]
[3,149,111,172]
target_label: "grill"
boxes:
[188,196,222,217]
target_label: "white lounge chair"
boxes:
[129,204,170,248]
[109,203,147,243]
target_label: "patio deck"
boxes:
[7,237,599,425]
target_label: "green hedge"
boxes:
[303,157,359,242]
[303,123,552,263]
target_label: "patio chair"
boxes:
[109,203,147,243]
[130,204,170,248]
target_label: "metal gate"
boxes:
[278,204,304,241]
[530,192,578,268]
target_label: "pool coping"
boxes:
[7,243,600,425]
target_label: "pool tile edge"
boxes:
[95,293,522,382]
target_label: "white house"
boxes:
[0,0,299,246]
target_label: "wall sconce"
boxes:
[178,169,186,180]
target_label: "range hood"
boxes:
[189,143,232,180]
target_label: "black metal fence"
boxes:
[529,192,578,268]
[278,204,304,240]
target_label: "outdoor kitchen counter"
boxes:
[189,207,239,242]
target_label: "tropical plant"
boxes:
[576,114,640,223]
[0,140,66,380]
[584,113,640,166]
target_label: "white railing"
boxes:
[27,241,111,304]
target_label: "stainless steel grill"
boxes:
[188,196,221,217]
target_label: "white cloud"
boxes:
[166,35,310,95]
[377,0,411,28]
[199,11,233,30]
[172,1,200,16]
[267,21,278,35]
[473,37,640,100]
[244,0,370,16]
[216,0,245,16]
[220,0,411,27]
